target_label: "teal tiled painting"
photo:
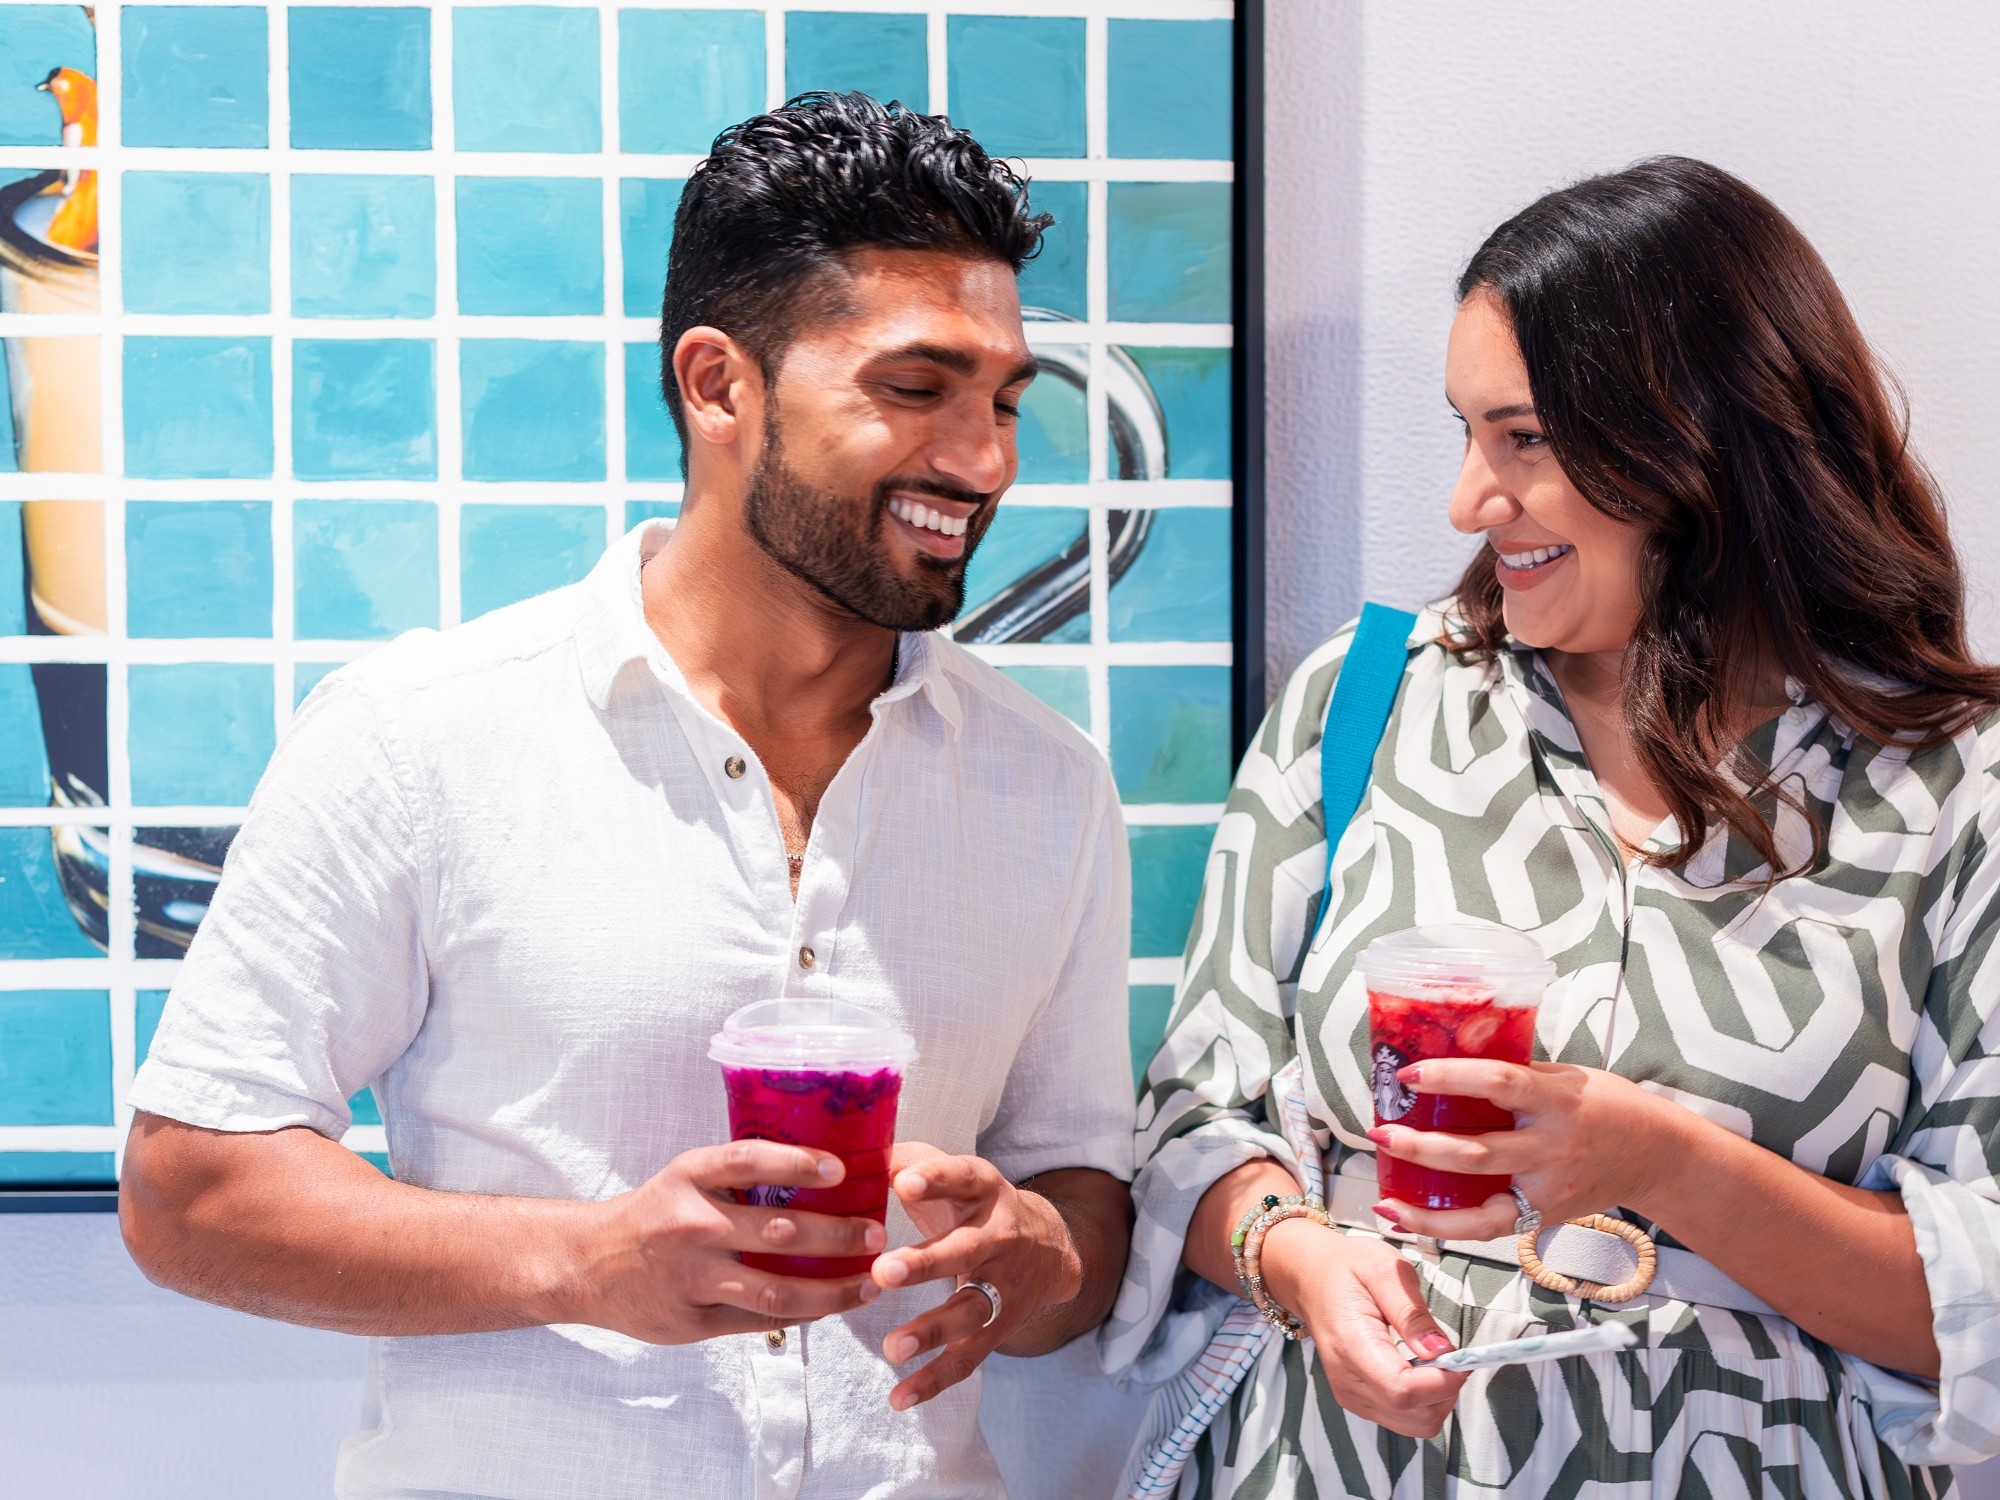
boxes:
[0,1,1237,1186]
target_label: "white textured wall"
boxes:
[1264,0,2000,690]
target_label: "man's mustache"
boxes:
[877,477,990,509]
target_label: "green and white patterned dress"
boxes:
[1101,608,2000,1499]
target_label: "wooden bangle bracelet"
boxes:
[1516,1213,1658,1304]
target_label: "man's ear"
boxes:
[672,326,761,452]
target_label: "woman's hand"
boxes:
[1369,1059,1691,1241]
[1259,1218,1468,1438]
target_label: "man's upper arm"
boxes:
[128,672,431,1139]
[978,765,1136,1184]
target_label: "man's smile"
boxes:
[887,492,980,559]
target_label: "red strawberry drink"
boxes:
[709,999,916,1278]
[1357,925,1554,1211]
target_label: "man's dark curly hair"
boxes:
[658,90,1052,451]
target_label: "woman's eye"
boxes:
[1510,429,1547,451]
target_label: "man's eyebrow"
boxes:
[868,343,1040,387]
[1483,402,1537,422]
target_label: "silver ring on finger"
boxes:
[1510,1184,1542,1237]
[953,1279,1002,1329]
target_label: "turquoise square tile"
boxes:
[1130,823,1213,959]
[619,10,764,155]
[1017,354,1087,484]
[1129,983,1175,1091]
[128,663,275,806]
[292,174,436,319]
[946,16,1084,158]
[460,340,605,482]
[962,506,1086,619]
[625,343,682,479]
[122,7,267,148]
[1110,508,1230,643]
[460,504,604,619]
[294,662,342,706]
[624,500,679,531]
[0,665,49,804]
[136,989,169,1062]
[620,178,682,317]
[1124,347,1231,480]
[0,7,96,145]
[785,12,926,111]
[0,1151,115,1185]
[351,1087,382,1125]
[1110,665,1231,803]
[997,665,1088,730]
[0,990,111,1125]
[0,501,20,627]
[122,172,270,315]
[454,6,601,153]
[293,339,437,480]
[294,499,439,639]
[1018,181,1085,321]
[290,7,431,150]
[1108,20,1232,161]
[1107,183,1232,324]
[123,337,274,479]
[126,500,273,639]
[456,177,603,316]
[0,827,98,958]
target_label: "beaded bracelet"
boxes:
[1230,1192,1330,1339]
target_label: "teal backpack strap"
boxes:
[1320,603,1418,890]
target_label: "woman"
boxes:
[1105,156,2000,1499]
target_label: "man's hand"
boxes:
[868,1144,1130,1412]
[567,1139,887,1343]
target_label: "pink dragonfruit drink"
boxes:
[709,999,917,1278]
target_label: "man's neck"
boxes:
[640,497,897,744]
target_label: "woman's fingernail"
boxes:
[1372,1201,1402,1226]
[864,1223,887,1252]
[1397,1065,1423,1087]
[1420,1332,1454,1356]
[859,1281,880,1303]
[818,1158,842,1182]
[1366,1127,1393,1149]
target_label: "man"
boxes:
[121,93,1135,1498]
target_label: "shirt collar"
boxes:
[576,519,963,737]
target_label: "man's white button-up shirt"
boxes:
[130,521,1136,1500]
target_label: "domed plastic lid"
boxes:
[708,998,917,1072]
[1356,923,1554,1004]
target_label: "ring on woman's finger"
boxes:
[951,1279,1002,1329]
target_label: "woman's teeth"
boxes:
[889,497,968,537]
[1497,543,1574,570]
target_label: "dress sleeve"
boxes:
[127,669,431,1139]
[1098,628,1353,1390]
[1852,717,2000,1465]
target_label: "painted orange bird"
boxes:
[38,66,98,253]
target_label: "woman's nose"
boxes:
[1447,440,1518,536]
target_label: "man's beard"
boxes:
[743,417,989,633]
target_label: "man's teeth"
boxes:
[1498,543,1574,569]
[889,497,969,537]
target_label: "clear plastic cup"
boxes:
[708,999,917,1278]
[1357,924,1554,1211]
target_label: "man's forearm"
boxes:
[122,1113,592,1336]
[996,1167,1132,1357]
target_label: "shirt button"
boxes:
[765,1329,786,1351]
[798,946,816,970]
[724,756,746,779]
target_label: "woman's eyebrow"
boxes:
[1483,402,1537,422]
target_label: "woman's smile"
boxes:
[1491,539,1574,589]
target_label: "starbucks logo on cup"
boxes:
[746,1184,797,1208]
[1371,1043,1416,1122]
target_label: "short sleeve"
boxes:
[1854,717,2000,1464]
[975,759,1136,1185]
[128,670,431,1139]
[1099,627,1354,1389]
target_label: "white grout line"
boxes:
[601,0,627,549]
[926,9,949,115]
[432,1,463,630]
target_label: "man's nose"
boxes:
[928,407,1011,496]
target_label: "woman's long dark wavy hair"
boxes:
[1450,155,2000,878]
